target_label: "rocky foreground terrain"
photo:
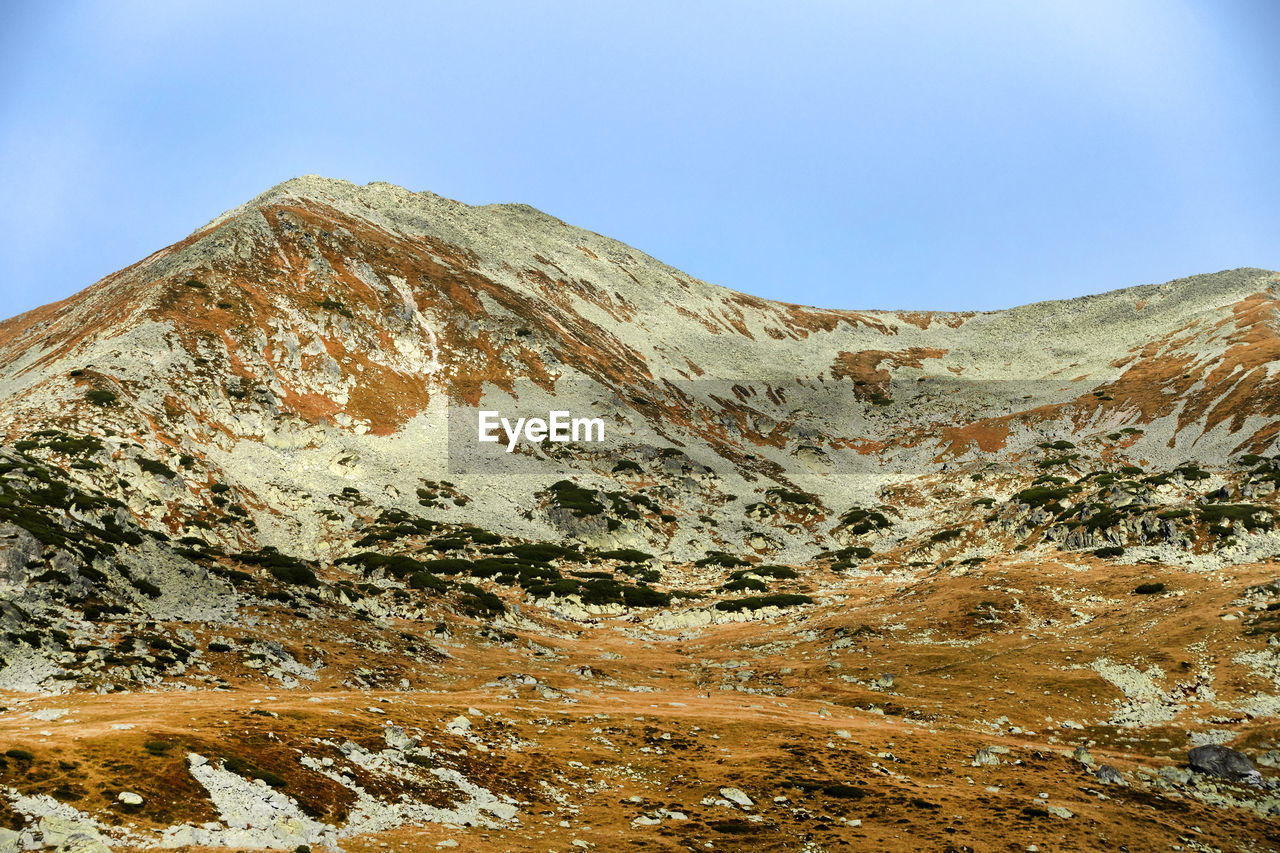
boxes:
[0,176,1277,851]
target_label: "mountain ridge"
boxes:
[0,178,1277,565]
[185,174,1278,315]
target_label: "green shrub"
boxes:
[694,552,749,568]
[235,549,319,586]
[316,297,353,318]
[765,487,817,505]
[1014,484,1079,508]
[599,548,654,563]
[618,565,660,583]
[1094,546,1125,558]
[715,593,813,613]
[525,578,580,598]
[622,585,670,607]
[546,480,604,517]
[408,571,447,592]
[270,563,318,586]
[336,552,426,578]
[838,507,891,534]
[579,577,625,605]
[1199,504,1273,531]
[137,458,177,479]
[1133,582,1165,594]
[496,543,584,563]
[5,748,33,761]
[129,577,163,598]
[143,740,172,756]
[612,460,643,474]
[736,565,798,580]
[723,578,768,592]
[455,582,505,617]
[85,389,117,407]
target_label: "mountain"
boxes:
[0,176,1277,850]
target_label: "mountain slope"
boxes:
[0,176,1277,562]
[0,177,1278,850]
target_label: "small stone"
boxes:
[117,792,143,805]
[1094,764,1124,785]
[31,708,68,721]
[719,786,753,807]
[1158,766,1192,786]
[384,725,419,751]
[972,747,1001,767]
[1047,806,1074,819]
[1072,746,1094,766]
[436,841,458,849]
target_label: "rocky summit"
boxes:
[0,175,1278,851]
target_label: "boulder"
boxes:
[1187,744,1262,786]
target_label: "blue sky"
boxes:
[1,1,1277,317]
